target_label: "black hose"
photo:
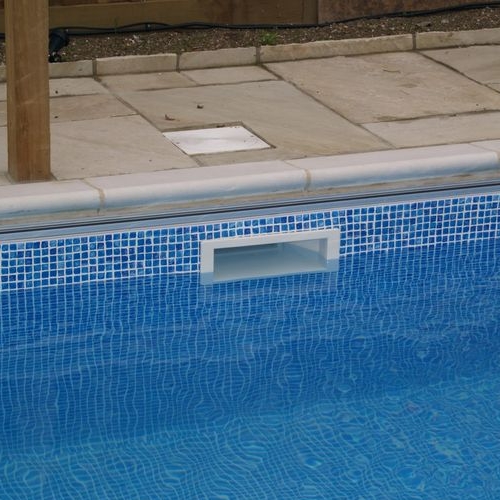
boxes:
[49,29,70,62]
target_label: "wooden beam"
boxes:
[5,0,51,182]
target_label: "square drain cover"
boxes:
[163,126,270,155]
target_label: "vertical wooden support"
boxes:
[5,0,51,182]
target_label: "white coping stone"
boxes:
[87,161,307,209]
[0,143,498,219]
[0,181,100,217]
[286,144,500,190]
[416,27,500,49]
[260,35,413,63]
[95,54,177,76]
[471,140,500,154]
[179,47,257,70]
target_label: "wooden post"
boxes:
[5,0,51,182]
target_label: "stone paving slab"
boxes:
[0,116,197,181]
[182,66,277,85]
[51,116,197,179]
[266,52,500,123]
[99,72,196,93]
[0,77,109,102]
[363,111,500,148]
[49,78,109,97]
[422,46,500,85]
[49,94,135,124]
[120,81,387,160]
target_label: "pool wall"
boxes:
[1,190,499,291]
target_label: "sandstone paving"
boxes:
[99,72,196,93]
[363,111,500,148]
[182,66,277,85]
[120,80,387,159]
[0,116,197,180]
[51,116,197,179]
[49,94,135,123]
[422,46,500,85]
[0,78,108,102]
[266,52,500,123]
[49,78,109,97]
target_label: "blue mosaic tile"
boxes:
[0,238,500,498]
[0,192,499,290]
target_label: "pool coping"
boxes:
[0,142,499,222]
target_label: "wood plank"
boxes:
[0,0,316,29]
[5,0,51,181]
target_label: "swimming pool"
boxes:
[1,188,499,499]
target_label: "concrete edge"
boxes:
[260,34,413,63]
[2,28,499,82]
[95,53,178,75]
[178,47,258,70]
[0,143,498,220]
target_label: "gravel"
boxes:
[1,6,500,64]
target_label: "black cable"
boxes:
[1,1,500,40]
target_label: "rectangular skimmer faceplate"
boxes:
[200,229,340,284]
[163,126,270,155]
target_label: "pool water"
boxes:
[1,238,499,499]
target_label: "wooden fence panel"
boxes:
[0,1,491,28]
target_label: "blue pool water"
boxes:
[1,237,500,499]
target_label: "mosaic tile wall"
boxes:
[1,192,499,291]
